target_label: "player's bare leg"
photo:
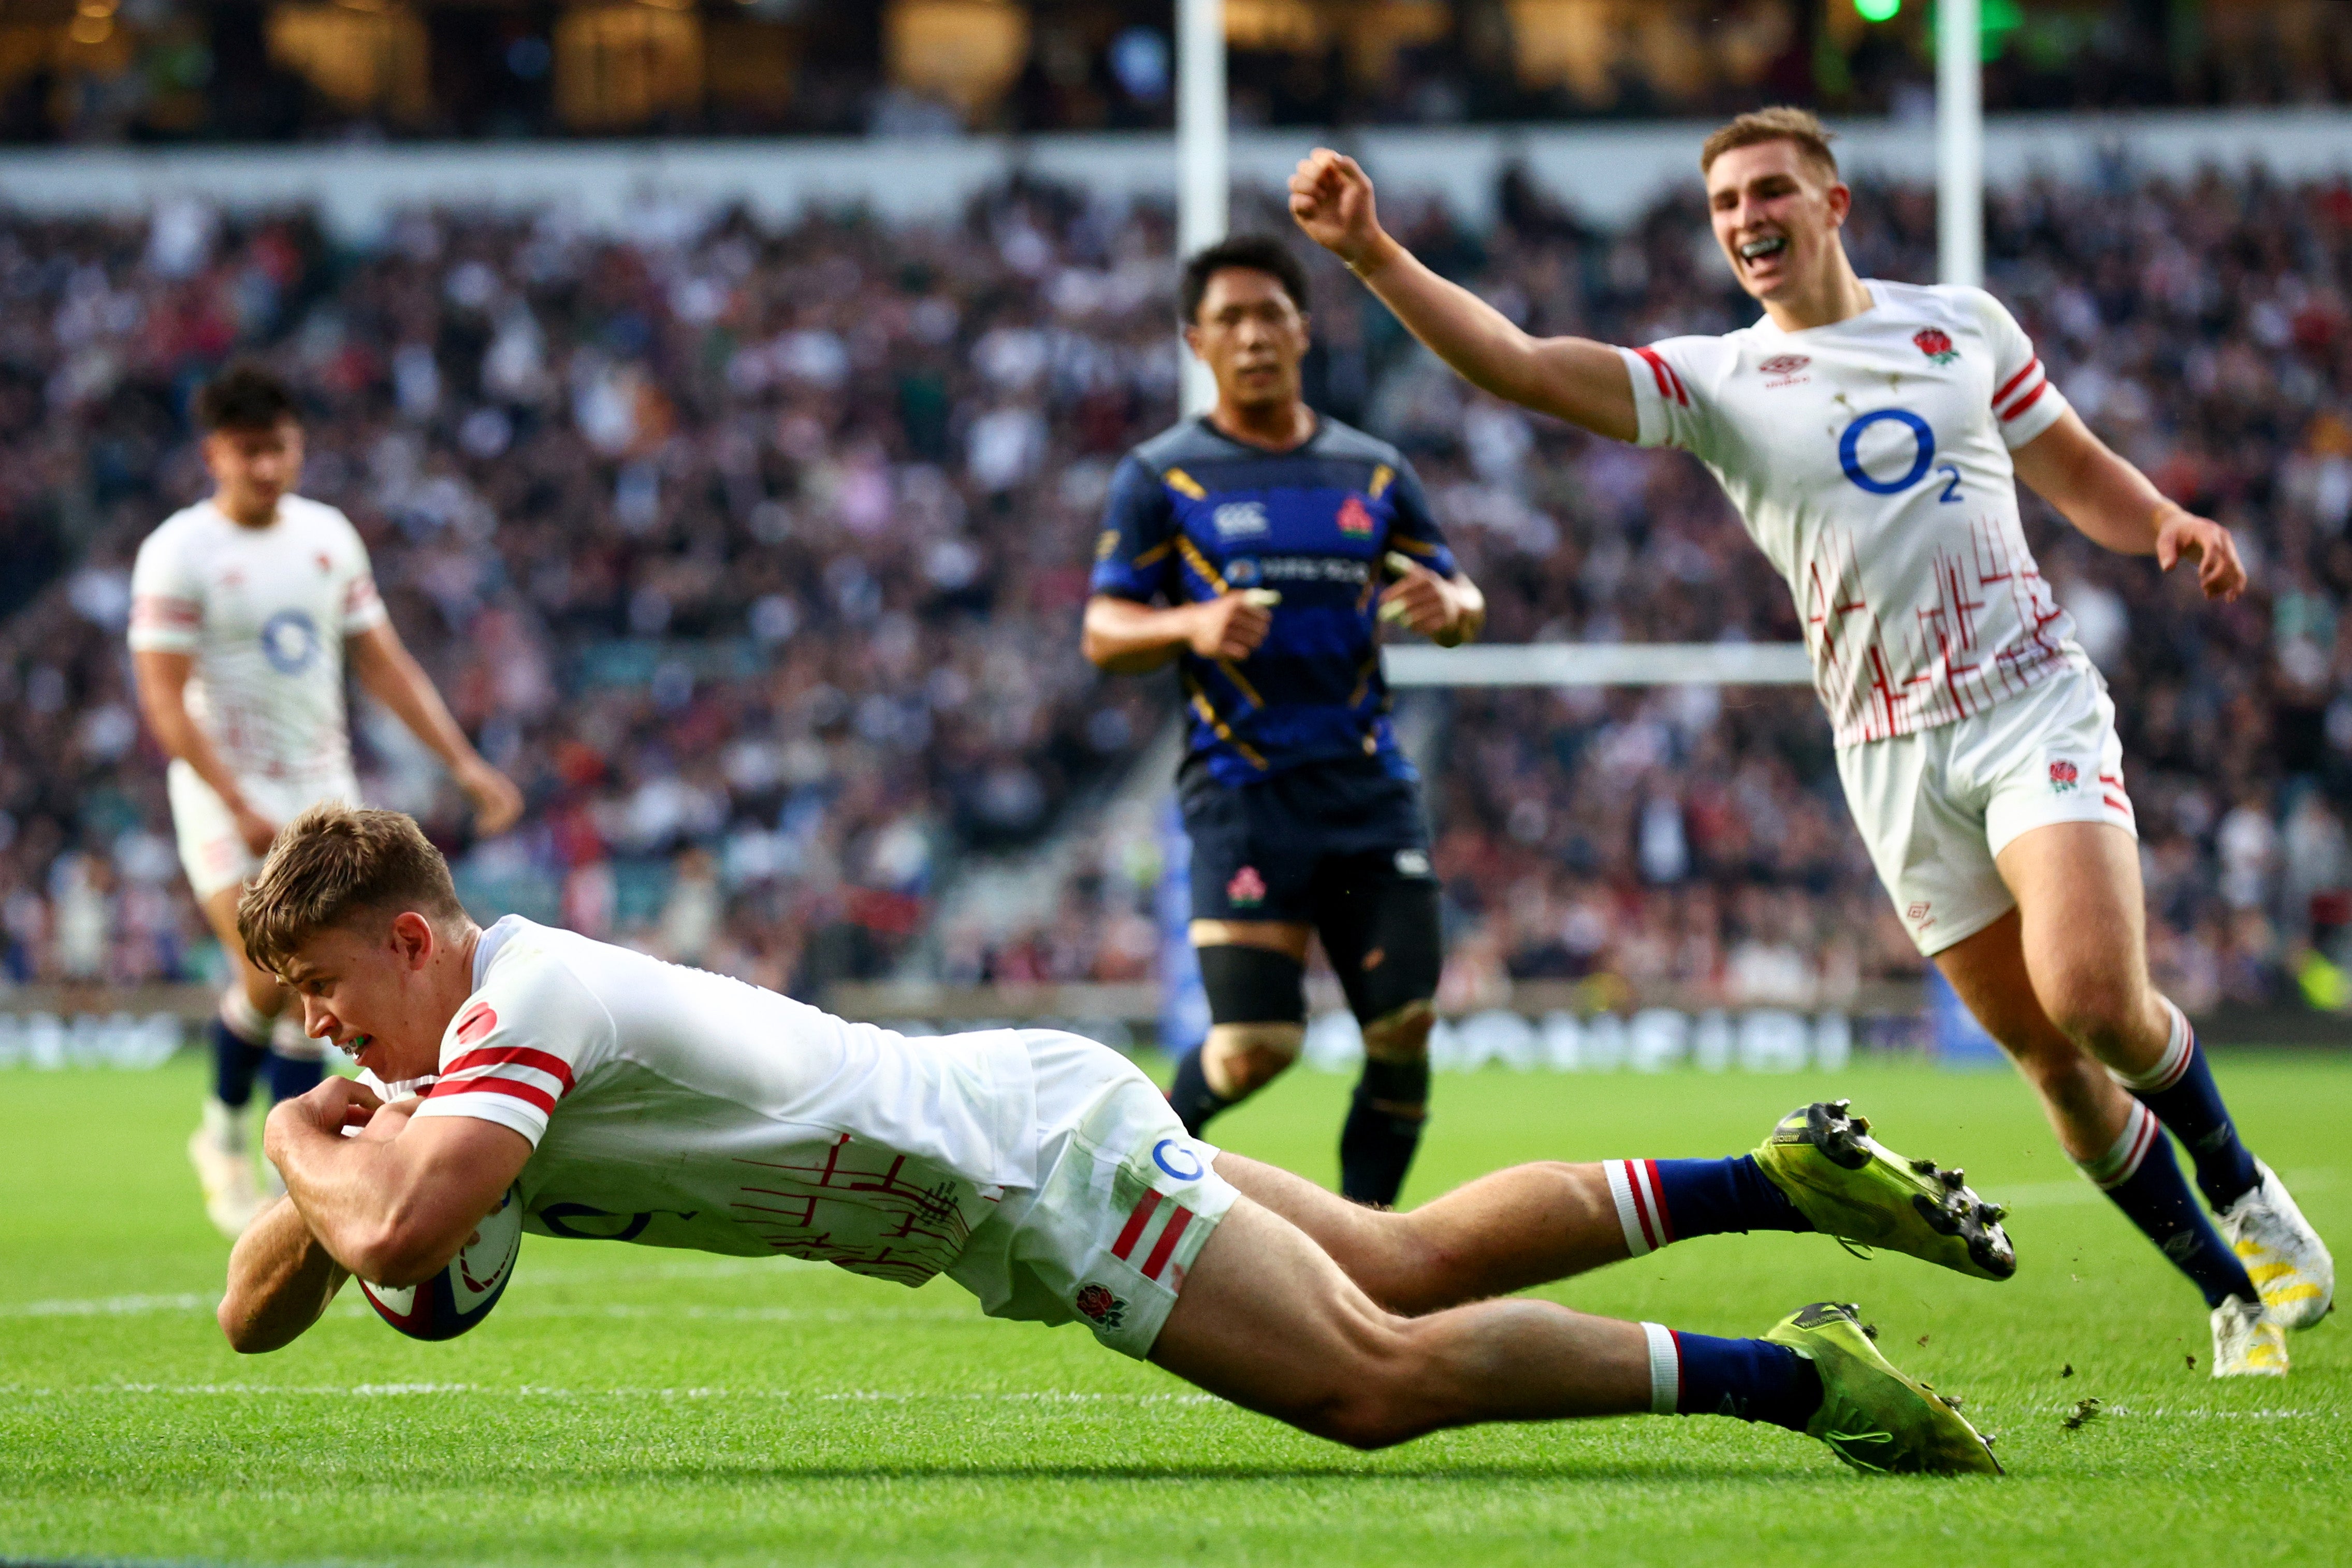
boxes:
[1151,1195,1999,1472]
[189,884,321,1237]
[1939,822,2326,1365]
[1218,1152,1628,1314]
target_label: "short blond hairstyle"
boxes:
[238,803,467,976]
[1700,107,1840,181]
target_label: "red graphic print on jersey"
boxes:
[1760,354,1810,376]
[456,1003,498,1045]
[1913,328,1958,365]
[2049,760,2079,793]
[1226,866,1267,908]
[1337,496,1374,536]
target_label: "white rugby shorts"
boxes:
[1836,661,2136,957]
[949,1029,1237,1359]
[168,759,360,903]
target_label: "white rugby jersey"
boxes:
[402,918,1038,1288]
[128,496,387,787]
[1618,280,2078,746]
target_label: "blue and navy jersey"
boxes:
[1089,416,1458,788]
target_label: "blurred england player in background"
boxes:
[129,364,522,1237]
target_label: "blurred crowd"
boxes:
[4,155,2352,1021]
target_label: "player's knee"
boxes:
[1204,1022,1304,1097]
[1295,1323,1433,1450]
[2038,969,2146,1050]
[1359,999,1434,1063]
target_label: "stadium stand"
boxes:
[2,163,2350,1026]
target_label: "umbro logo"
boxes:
[1760,353,1810,388]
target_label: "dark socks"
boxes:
[1166,1046,1233,1138]
[266,1051,325,1104]
[2082,1104,2259,1308]
[2118,1007,2260,1211]
[209,1017,268,1110]
[1645,1324,1823,1431]
[1339,1057,1428,1208]
[1609,1155,1813,1255]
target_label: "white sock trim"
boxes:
[1640,1322,1679,1416]
[219,986,277,1047]
[1605,1159,1658,1257]
[2078,1100,2160,1190]
[2109,997,2193,1093]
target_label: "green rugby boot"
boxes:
[1765,1301,2003,1476]
[1754,1099,2016,1282]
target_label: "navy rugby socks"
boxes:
[1639,1323,1822,1431]
[209,990,274,1111]
[1339,1057,1429,1208]
[1166,1046,1233,1138]
[266,1049,325,1103]
[2076,1102,2259,1308]
[1606,1155,1813,1256]
[2113,1000,2261,1211]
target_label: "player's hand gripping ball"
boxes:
[359,1186,523,1341]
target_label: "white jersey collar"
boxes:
[472,914,526,991]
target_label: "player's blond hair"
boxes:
[239,803,467,975]
[1700,107,1840,181]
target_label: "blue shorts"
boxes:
[1180,755,1433,925]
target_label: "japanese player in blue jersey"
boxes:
[1083,236,1487,1207]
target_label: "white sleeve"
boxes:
[411,958,612,1147]
[127,527,202,654]
[1615,337,1726,459]
[1970,289,2070,449]
[333,512,389,636]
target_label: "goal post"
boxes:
[1382,643,1814,688]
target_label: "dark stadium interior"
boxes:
[2,158,2349,1019]
[0,0,2344,145]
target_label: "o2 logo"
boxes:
[1838,410,1964,503]
[258,608,320,674]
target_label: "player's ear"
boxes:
[1182,321,1206,360]
[1824,181,1853,228]
[390,909,436,969]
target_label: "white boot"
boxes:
[187,1097,265,1240]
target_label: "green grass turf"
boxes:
[2,1051,2347,1568]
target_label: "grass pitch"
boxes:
[2,1051,2346,1568]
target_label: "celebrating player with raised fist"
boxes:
[1290,109,2331,1375]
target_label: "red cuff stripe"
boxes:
[426,1076,555,1115]
[1633,347,1687,406]
[1625,1161,1661,1251]
[1994,359,2041,404]
[1998,381,2049,422]
[440,1046,576,1095]
[1111,1191,1162,1262]
[1642,1159,1677,1244]
[1139,1204,1194,1283]
[2104,792,2132,814]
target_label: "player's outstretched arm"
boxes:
[264,1077,530,1288]
[218,1195,350,1353]
[347,622,525,834]
[2012,407,2246,600]
[1289,149,1638,443]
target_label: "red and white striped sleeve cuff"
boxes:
[127,595,202,651]
[1991,357,2067,446]
[341,573,388,632]
[1606,1158,1677,1257]
[412,1044,576,1144]
[1616,345,1687,449]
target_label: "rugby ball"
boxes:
[359,1185,523,1341]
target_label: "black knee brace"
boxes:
[1316,864,1443,1026]
[1196,944,1308,1026]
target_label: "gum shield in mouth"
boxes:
[1740,236,1787,262]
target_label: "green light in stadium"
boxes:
[1855,0,1900,19]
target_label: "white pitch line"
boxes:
[0,1383,1222,1405]
[0,1291,215,1319]
[1988,1169,2338,1210]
